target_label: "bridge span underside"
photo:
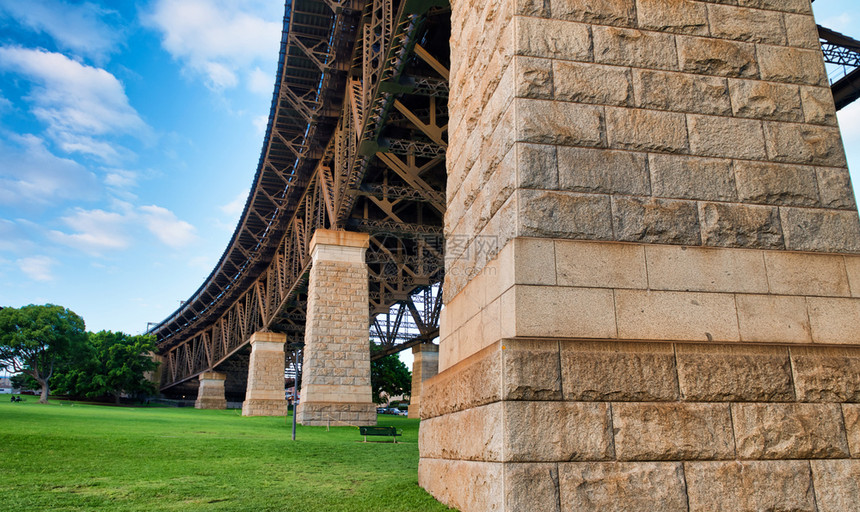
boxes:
[149,0,860,509]
[151,0,450,405]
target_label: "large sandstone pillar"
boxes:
[241,332,288,416]
[408,343,439,418]
[297,229,376,426]
[420,0,860,510]
[195,371,227,409]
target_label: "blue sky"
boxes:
[0,0,858,339]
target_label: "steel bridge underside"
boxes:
[151,0,860,394]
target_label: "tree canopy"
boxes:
[53,331,158,403]
[370,345,411,404]
[0,304,88,403]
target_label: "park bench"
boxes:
[359,426,402,443]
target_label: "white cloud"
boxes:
[145,0,281,91]
[0,0,122,62]
[252,114,269,134]
[0,133,100,206]
[140,205,197,248]
[104,169,139,189]
[220,191,248,216]
[248,66,272,95]
[49,208,131,254]
[17,255,57,282]
[0,46,150,163]
[0,218,37,254]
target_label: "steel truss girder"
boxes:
[156,0,450,390]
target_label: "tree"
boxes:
[370,345,411,404]
[58,331,159,403]
[0,304,87,403]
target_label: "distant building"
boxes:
[0,376,15,394]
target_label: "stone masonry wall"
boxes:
[420,338,860,511]
[297,231,376,426]
[420,0,860,510]
[444,0,859,300]
[242,333,288,416]
[195,371,227,410]
[409,343,440,418]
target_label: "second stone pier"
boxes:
[297,229,376,426]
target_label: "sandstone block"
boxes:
[801,85,839,125]
[507,285,618,339]
[732,403,850,459]
[708,4,787,44]
[615,289,739,342]
[557,146,650,195]
[514,56,553,100]
[515,17,591,60]
[634,69,731,115]
[518,189,613,240]
[699,202,784,249]
[637,0,708,35]
[549,0,636,26]
[516,99,604,146]
[844,405,860,457]
[555,240,647,289]
[418,458,503,512]
[644,244,768,294]
[764,122,848,167]
[512,237,556,286]
[612,402,735,460]
[553,61,632,106]
[737,0,811,14]
[420,343,502,419]
[811,460,860,512]
[677,35,757,77]
[816,167,856,209]
[505,463,561,512]
[764,252,850,296]
[736,294,812,343]
[758,45,828,86]
[685,460,816,512]
[606,107,688,153]
[729,79,802,122]
[504,401,613,462]
[649,154,735,201]
[419,402,504,461]
[676,344,794,402]
[593,26,678,70]
[807,297,860,345]
[785,13,822,49]
[516,142,558,189]
[847,256,860,298]
[780,207,860,253]
[560,341,679,401]
[791,347,860,402]
[687,114,766,159]
[501,339,562,401]
[612,196,700,245]
[559,462,688,512]
[733,160,819,207]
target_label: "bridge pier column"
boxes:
[195,371,227,409]
[241,332,287,416]
[420,1,860,511]
[297,229,376,427]
[408,343,438,419]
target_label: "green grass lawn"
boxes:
[0,400,451,512]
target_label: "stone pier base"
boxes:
[409,343,439,419]
[195,371,227,409]
[297,401,377,426]
[242,332,288,416]
[298,230,376,427]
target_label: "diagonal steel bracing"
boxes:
[152,0,449,391]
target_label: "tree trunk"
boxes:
[37,378,49,404]
[114,392,121,405]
